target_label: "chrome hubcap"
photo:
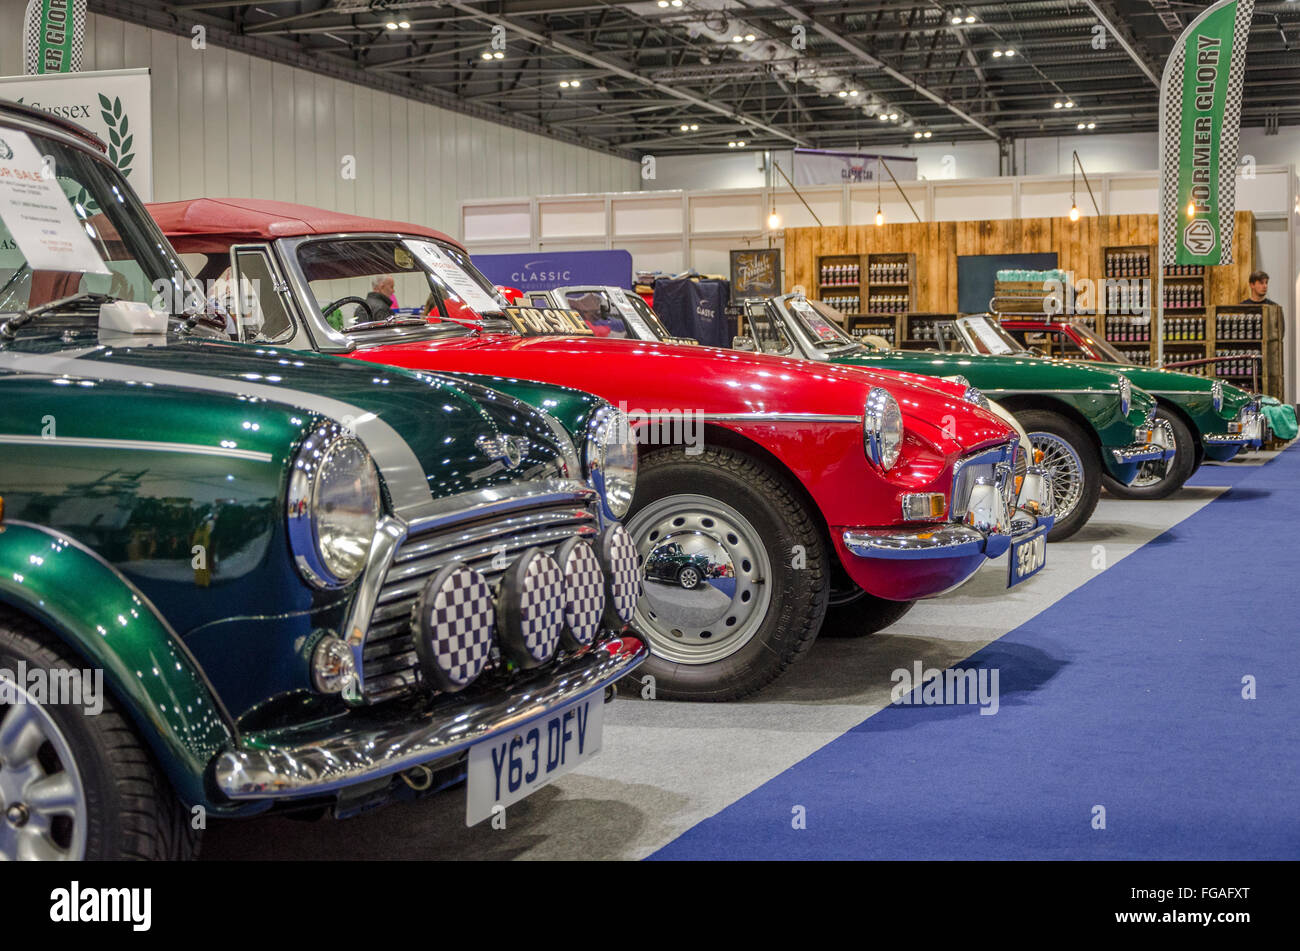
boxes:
[1029,432,1085,519]
[626,494,772,665]
[1130,419,1177,488]
[0,676,88,861]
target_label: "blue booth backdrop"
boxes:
[474,250,633,291]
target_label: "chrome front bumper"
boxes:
[1205,408,1264,449]
[213,634,647,801]
[843,460,1055,562]
[843,511,1054,561]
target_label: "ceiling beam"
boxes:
[1080,0,1161,86]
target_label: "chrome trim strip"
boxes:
[213,635,648,800]
[0,433,272,462]
[1203,433,1251,446]
[841,513,1055,562]
[689,412,863,423]
[979,388,1119,395]
[343,516,409,702]
[403,483,598,536]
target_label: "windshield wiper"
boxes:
[0,291,120,341]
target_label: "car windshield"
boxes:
[1063,319,1128,362]
[0,126,186,323]
[952,315,1022,356]
[779,296,863,353]
[742,300,795,355]
[295,235,508,334]
[563,287,673,341]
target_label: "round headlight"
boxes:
[864,386,904,471]
[1211,379,1224,413]
[585,405,638,519]
[1117,375,1132,417]
[962,385,989,410]
[288,422,382,588]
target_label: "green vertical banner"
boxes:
[1157,0,1254,266]
[21,0,87,75]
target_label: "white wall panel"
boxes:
[0,8,635,233]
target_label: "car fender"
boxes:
[0,520,235,809]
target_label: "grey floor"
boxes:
[200,454,1273,860]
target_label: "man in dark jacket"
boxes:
[1240,270,1277,307]
[355,275,395,324]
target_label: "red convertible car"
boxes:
[152,198,1053,701]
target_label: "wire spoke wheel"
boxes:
[1030,431,1085,520]
[626,493,772,666]
[0,679,88,861]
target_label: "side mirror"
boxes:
[732,334,756,352]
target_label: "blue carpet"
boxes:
[653,446,1300,859]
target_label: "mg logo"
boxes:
[1182,218,1216,257]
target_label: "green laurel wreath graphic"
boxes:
[72,94,135,214]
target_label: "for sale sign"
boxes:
[1157,0,1253,266]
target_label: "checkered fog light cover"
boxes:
[412,563,495,692]
[498,548,565,668]
[556,538,606,650]
[600,524,641,626]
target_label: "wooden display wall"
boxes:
[785,212,1257,312]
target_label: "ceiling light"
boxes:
[965,15,976,23]
[875,209,884,226]
[914,131,923,139]
[732,35,743,42]
[952,15,963,25]
[1065,100,1075,108]
[493,51,503,59]
[481,51,493,60]
[728,141,737,147]
[767,210,781,230]
[737,140,746,146]
[1077,122,1085,129]
[658,0,668,5]
[889,113,899,121]
[923,130,932,138]
[1069,203,1080,222]
[690,123,699,131]
[1054,101,1063,109]
[559,80,570,88]
[992,49,1002,57]
[1187,198,1196,217]
[680,124,690,131]
[745,33,756,41]
[849,90,859,97]
[879,113,889,121]
[385,21,398,30]
[671,0,683,5]
[838,90,848,97]
[1004,49,1016,57]
[1087,122,1096,130]
[571,79,580,87]
[398,20,410,29]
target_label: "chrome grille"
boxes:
[362,501,600,702]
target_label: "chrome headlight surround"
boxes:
[1212,379,1224,414]
[585,404,638,520]
[864,386,904,471]
[287,421,382,589]
[963,385,989,410]
[1117,374,1132,417]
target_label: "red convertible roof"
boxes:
[148,198,464,255]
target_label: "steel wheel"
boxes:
[1029,431,1085,520]
[0,678,88,861]
[626,493,772,666]
[1128,418,1176,488]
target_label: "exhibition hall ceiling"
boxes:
[94,1,1300,155]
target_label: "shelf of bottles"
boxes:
[866,253,916,315]
[822,293,861,313]
[846,317,898,346]
[1104,247,1153,279]
[817,256,861,289]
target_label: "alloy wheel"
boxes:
[0,677,88,860]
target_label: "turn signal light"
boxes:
[901,492,947,521]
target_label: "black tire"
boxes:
[0,609,198,860]
[1015,409,1101,542]
[1102,408,1196,500]
[818,588,916,638]
[621,445,829,701]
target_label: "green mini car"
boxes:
[737,296,1174,541]
[644,541,716,590]
[0,101,645,859]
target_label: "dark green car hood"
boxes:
[1082,360,1251,419]
[837,347,1137,397]
[0,331,578,512]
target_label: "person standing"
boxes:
[1240,270,1277,307]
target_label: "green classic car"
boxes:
[979,315,1263,498]
[0,101,645,859]
[733,295,1173,541]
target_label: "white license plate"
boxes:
[465,690,603,826]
